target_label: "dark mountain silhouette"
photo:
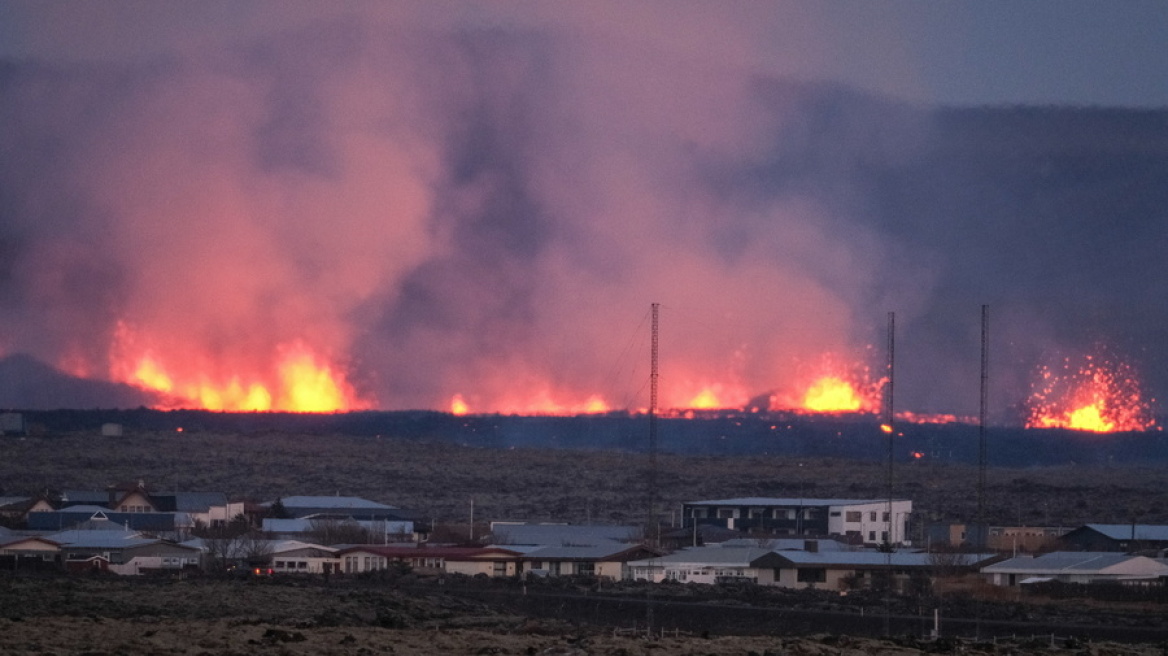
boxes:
[0,354,164,410]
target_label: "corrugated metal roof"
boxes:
[173,492,228,512]
[336,545,521,559]
[1082,524,1168,542]
[775,551,996,567]
[719,538,849,551]
[277,496,397,510]
[983,552,1165,574]
[44,530,153,549]
[628,546,775,566]
[491,524,640,546]
[522,544,644,560]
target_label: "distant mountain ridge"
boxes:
[0,354,164,410]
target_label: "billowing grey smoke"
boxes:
[0,16,1165,421]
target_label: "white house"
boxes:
[626,546,785,584]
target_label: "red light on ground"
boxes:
[912,451,924,459]
[880,424,893,434]
[176,427,184,433]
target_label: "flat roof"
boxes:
[685,498,910,507]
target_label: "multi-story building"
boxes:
[683,497,913,546]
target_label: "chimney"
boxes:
[804,539,818,553]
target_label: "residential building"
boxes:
[769,549,996,591]
[335,545,523,577]
[626,546,785,584]
[521,543,660,580]
[1058,524,1168,553]
[981,551,1168,587]
[683,497,913,545]
[44,526,200,575]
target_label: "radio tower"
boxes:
[977,304,989,549]
[648,302,660,547]
[884,311,896,546]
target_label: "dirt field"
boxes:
[2,577,1166,656]
[3,430,1168,529]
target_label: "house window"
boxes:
[868,531,876,542]
[797,568,826,583]
[830,511,841,517]
[869,511,877,521]
[717,508,735,519]
[846,511,862,523]
[882,512,890,522]
[578,562,595,576]
[275,561,286,568]
[749,508,764,519]
[881,531,889,543]
[297,562,307,569]
[549,562,562,576]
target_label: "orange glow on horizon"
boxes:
[111,323,367,413]
[1026,351,1156,433]
[490,391,610,416]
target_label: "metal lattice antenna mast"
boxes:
[648,302,660,546]
[977,304,989,549]
[885,311,896,544]
[883,311,896,636]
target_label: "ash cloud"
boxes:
[0,9,1165,420]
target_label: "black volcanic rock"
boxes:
[0,353,164,410]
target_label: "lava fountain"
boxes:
[770,353,883,414]
[109,322,367,412]
[1026,351,1157,432]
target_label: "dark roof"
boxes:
[1071,524,1168,542]
[336,545,521,560]
[491,524,640,547]
[522,544,659,561]
[27,509,176,532]
[60,490,109,506]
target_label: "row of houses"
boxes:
[0,483,422,542]
[5,484,1168,592]
[12,519,1162,595]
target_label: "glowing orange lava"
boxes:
[111,323,366,412]
[688,387,723,409]
[450,394,470,416]
[491,391,610,416]
[802,376,864,412]
[771,353,882,414]
[1026,352,1156,433]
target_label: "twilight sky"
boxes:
[3,1,1168,107]
[0,1,1165,422]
